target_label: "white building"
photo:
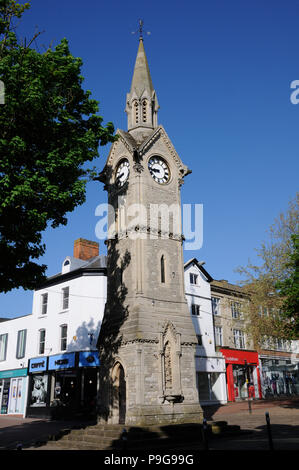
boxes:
[1,245,228,418]
[0,238,107,418]
[184,258,227,405]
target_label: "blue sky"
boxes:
[1,0,298,318]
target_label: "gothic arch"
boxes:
[159,322,183,401]
[111,361,126,424]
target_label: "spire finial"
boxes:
[139,19,144,40]
[132,19,151,41]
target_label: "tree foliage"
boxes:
[0,1,115,292]
[237,194,299,345]
[275,234,299,336]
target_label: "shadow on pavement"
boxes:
[0,417,97,450]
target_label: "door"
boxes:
[112,362,126,424]
[9,378,23,414]
[1,379,10,414]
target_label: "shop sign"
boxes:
[48,353,75,370]
[29,357,47,373]
[220,348,258,365]
[78,351,100,367]
[0,368,27,379]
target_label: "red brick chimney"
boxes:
[73,238,99,260]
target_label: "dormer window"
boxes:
[62,257,71,274]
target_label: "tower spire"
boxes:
[126,21,159,141]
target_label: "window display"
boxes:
[261,359,299,397]
[1,379,10,414]
[52,371,78,408]
[30,375,48,407]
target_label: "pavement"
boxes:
[202,397,299,450]
[0,397,299,451]
[0,414,97,450]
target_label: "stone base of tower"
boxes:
[125,403,204,426]
[97,402,204,427]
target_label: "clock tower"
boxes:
[97,33,203,426]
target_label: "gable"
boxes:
[138,125,191,177]
[184,258,213,283]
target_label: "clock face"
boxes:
[115,159,130,187]
[148,157,170,184]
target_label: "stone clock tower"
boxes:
[97,33,203,426]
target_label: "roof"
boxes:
[184,258,213,282]
[35,255,107,290]
[210,279,247,297]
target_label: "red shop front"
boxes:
[220,348,262,402]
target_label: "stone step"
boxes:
[25,421,247,451]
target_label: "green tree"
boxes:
[237,194,299,345]
[275,234,299,337]
[0,1,115,292]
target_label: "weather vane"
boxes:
[132,19,151,40]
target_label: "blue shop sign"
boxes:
[48,353,75,370]
[29,357,47,373]
[79,351,100,367]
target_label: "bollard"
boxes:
[121,428,128,451]
[201,418,209,451]
[265,412,274,451]
[248,397,252,414]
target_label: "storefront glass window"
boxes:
[232,365,255,399]
[52,371,78,408]
[261,359,299,397]
[1,379,10,414]
[197,372,210,401]
[197,372,222,402]
[30,375,48,407]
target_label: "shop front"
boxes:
[26,351,100,419]
[0,368,28,416]
[259,355,299,398]
[195,355,227,404]
[220,348,262,402]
